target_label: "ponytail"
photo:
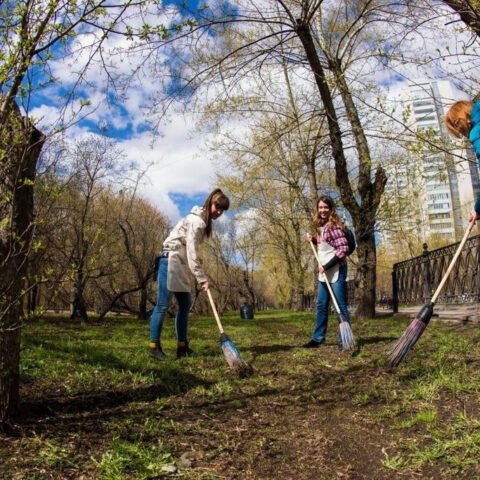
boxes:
[203,188,230,237]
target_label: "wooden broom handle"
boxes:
[206,288,225,334]
[308,240,341,314]
[431,220,476,304]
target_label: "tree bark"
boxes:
[243,270,256,306]
[0,102,45,427]
[138,286,148,320]
[353,217,378,318]
[70,270,88,321]
[70,291,88,321]
[27,283,39,313]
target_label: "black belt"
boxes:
[160,251,170,258]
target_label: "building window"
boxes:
[428,193,449,200]
[430,222,453,230]
[416,115,436,121]
[429,213,450,219]
[414,107,434,114]
[413,101,432,107]
[428,202,450,210]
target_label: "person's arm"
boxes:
[469,109,480,221]
[470,145,480,220]
[323,255,341,270]
[470,193,480,222]
[185,220,208,285]
[475,198,480,216]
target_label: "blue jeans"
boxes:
[312,265,351,343]
[150,256,192,343]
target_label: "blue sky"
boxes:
[171,192,207,217]
[27,0,228,223]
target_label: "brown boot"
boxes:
[148,342,167,360]
[176,340,196,358]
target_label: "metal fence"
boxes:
[392,234,480,312]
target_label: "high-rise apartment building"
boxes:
[382,80,480,244]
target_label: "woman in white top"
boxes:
[149,188,230,359]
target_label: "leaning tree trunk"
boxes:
[0,103,45,427]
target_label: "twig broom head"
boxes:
[220,333,254,378]
[338,315,356,351]
[387,303,434,369]
[388,222,474,369]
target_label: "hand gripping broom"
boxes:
[388,220,476,368]
[206,289,254,377]
[309,240,356,351]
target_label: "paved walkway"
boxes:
[392,304,480,324]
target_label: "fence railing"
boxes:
[392,234,480,312]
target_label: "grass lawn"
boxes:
[1,310,480,479]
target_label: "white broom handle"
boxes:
[308,240,342,314]
[206,288,225,334]
[431,220,476,304]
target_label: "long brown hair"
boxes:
[314,195,344,231]
[445,100,472,138]
[202,188,230,237]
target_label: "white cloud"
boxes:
[120,114,218,221]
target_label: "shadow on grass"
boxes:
[13,369,347,437]
[244,344,297,355]
[356,335,397,347]
[16,371,212,423]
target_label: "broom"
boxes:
[388,220,476,368]
[206,289,254,377]
[308,240,356,351]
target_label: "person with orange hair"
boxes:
[445,99,480,222]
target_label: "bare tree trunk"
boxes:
[0,103,44,427]
[27,283,39,313]
[290,285,305,311]
[243,270,256,306]
[138,287,148,320]
[353,225,377,318]
[70,273,88,322]
[0,267,22,429]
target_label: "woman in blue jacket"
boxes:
[445,99,480,222]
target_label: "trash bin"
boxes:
[240,302,254,320]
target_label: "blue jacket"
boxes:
[469,101,480,213]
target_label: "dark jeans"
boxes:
[312,265,351,343]
[149,256,192,343]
